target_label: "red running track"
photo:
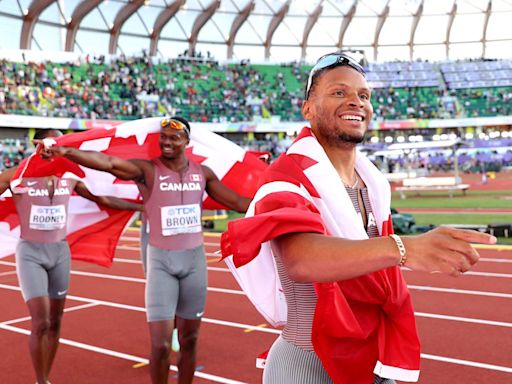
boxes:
[0,229,511,383]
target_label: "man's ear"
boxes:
[302,100,312,120]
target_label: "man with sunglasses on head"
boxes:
[221,52,496,383]
[45,116,250,384]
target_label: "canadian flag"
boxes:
[0,117,267,266]
[221,127,420,383]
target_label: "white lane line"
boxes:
[1,310,510,375]
[116,246,512,264]
[0,315,32,326]
[415,312,512,328]
[0,283,274,333]
[421,353,512,373]
[113,258,141,264]
[71,271,242,294]
[63,302,100,313]
[207,287,245,295]
[0,282,510,331]
[0,261,16,266]
[408,285,512,299]
[116,245,219,256]
[117,242,220,248]
[0,271,17,277]
[71,270,146,283]
[0,323,245,384]
[0,303,99,326]
[1,282,512,374]
[113,257,230,272]
[1,259,511,299]
[479,258,512,263]
[403,269,512,279]
[465,271,512,278]
[203,318,280,334]
[119,236,140,242]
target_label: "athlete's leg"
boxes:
[148,319,174,384]
[173,246,207,384]
[175,317,202,384]
[146,246,179,384]
[16,240,53,384]
[46,298,66,376]
[26,296,51,384]
[45,240,70,379]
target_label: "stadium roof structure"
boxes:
[0,0,511,63]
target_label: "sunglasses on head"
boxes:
[305,52,366,100]
[160,118,190,136]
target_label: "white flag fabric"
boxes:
[1,117,266,266]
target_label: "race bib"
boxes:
[161,204,201,236]
[29,205,67,231]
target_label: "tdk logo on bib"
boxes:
[167,206,198,216]
[38,207,62,215]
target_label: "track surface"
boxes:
[0,230,511,383]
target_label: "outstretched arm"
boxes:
[44,144,144,182]
[0,167,17,195]
[273,226,496,283]
[74,181,143,211]
[202,165,251,213]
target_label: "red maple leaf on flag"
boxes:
[1,117,268,266]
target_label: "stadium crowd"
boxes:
[1,54,511,123]
[1,54,511,172]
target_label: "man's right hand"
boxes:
[401,226,497,277]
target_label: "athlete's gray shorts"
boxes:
[263,336,396,384]
[15,239,71,302]
[145,245,207,322]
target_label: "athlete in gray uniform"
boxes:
[46,117,251,384]
[0,129,142,384]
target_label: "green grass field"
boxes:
[391,191,512,209]
[209,189,512,243]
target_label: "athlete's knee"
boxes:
[178,331,199,352]
[31,318,51,337]
[48,317,63,334]
[151,338,172,358]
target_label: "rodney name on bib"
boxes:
[29,204,67,230]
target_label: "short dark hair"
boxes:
[306,67,334,101]
[33,129,61,140]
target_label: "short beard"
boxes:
[317,124,366,147]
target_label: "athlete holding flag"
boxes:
[0,128,142,384]
[221,52,498,383]
[44,116,251,384]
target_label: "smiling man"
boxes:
[221,52,496,384]
[45,116,250,384]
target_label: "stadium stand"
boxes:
[1,56,511,123]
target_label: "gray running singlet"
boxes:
[13,177,76,243]
[144,159,206,250]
